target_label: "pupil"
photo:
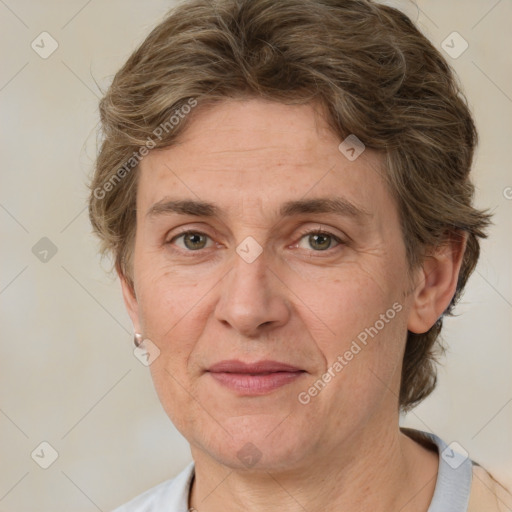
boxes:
[312,234,330,250]
[186,233,205,249]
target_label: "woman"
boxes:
[88,0,512,510]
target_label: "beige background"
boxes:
[0,0,511,510]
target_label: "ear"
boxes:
[407,231,467,334]
[117,263,141,333]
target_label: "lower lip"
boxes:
[208,371,305,394]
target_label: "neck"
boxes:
[189,421,438,512]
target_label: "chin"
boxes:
[190,414,313,472]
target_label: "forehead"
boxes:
[137,99,392,223]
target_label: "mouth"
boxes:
[206,360,306,395]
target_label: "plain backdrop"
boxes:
[0,0,511,510]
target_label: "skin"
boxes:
[121,98,466,511]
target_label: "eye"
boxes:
[297,229,343,252]
[167,228,344,254]
[169,231,214,251]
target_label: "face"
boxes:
[123,99,423,471]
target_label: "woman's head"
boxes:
[89,0,491,419]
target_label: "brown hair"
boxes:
[88,0,492,411]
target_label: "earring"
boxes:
[134,332,143,347]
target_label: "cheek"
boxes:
[133,266,208,401]
[292,265,407,399]
[135,251,203,332]
[148,364,204,439]
[137,268,209,433]
[294,266,401,344]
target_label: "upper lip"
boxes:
[207,360,304,374]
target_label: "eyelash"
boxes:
[167,228,345,255]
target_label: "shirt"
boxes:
[111,428,512,511]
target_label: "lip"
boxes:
[208,360,303,373]
[207,359,306,395]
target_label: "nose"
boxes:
[214,246,291,337]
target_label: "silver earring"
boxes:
[134,332,143,347]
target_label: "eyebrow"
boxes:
[146,197,372,222]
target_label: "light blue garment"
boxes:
[111,429,473,512]
[419,430,473,512]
